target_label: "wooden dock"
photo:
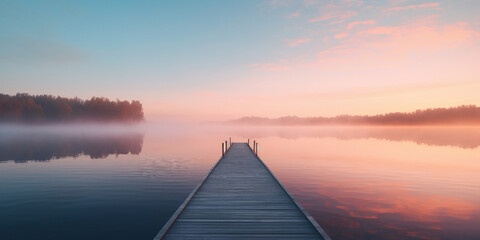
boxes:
[154,142,330,240]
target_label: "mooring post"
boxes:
[229,137,231,147]
[253,140,256,152]
[256,143,258,156]
[222,142,225,156]
[225,140,228,151]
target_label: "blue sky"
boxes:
[1,0,480,120]
[1,1,278,92]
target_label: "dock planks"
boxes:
[154,142,330,240]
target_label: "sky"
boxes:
[1,0,479,121]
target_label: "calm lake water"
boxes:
[1,124,479,240]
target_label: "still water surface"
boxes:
[0,124,479,240]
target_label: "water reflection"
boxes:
[255,129,480,240]
[223,126,480,149]
[0,130,143,163]
[145,125,480,239]
[0,124,479,240]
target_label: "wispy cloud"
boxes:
[334,32,349,39]
[347,20,376,29]
[309,10,358,23]
[252,19,480,72]
[315,21,479,68]
[285,38,312,47]
[383,2,440,13]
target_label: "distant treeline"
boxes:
[230,105,480,126]
[0,93,144,123]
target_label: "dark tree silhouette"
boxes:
[231,105,480,126]
[0,93,144,123]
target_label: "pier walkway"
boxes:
[154,142,330,240]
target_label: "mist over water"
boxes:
[0,123,479,239]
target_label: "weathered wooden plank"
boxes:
[163,233,322,240]
[154,143,330,240]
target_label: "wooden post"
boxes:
[229,137,231,147]
[225,140,228,151]
[253,140,256,152]
[256,143,258,156]
[222,142,225,156]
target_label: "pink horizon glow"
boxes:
[144,13,480,122]
[37,1,475,123]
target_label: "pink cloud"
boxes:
[360,22,475,45]
[347,20,376,29]
[285,38,312,47]
[383,2,440,13]
[315,21,479,69]
[334,32,349,39]
[252,19,479,73]
[309,10,358,23]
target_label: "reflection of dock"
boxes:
[154,142,330,240]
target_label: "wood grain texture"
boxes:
[154,143,330,240]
